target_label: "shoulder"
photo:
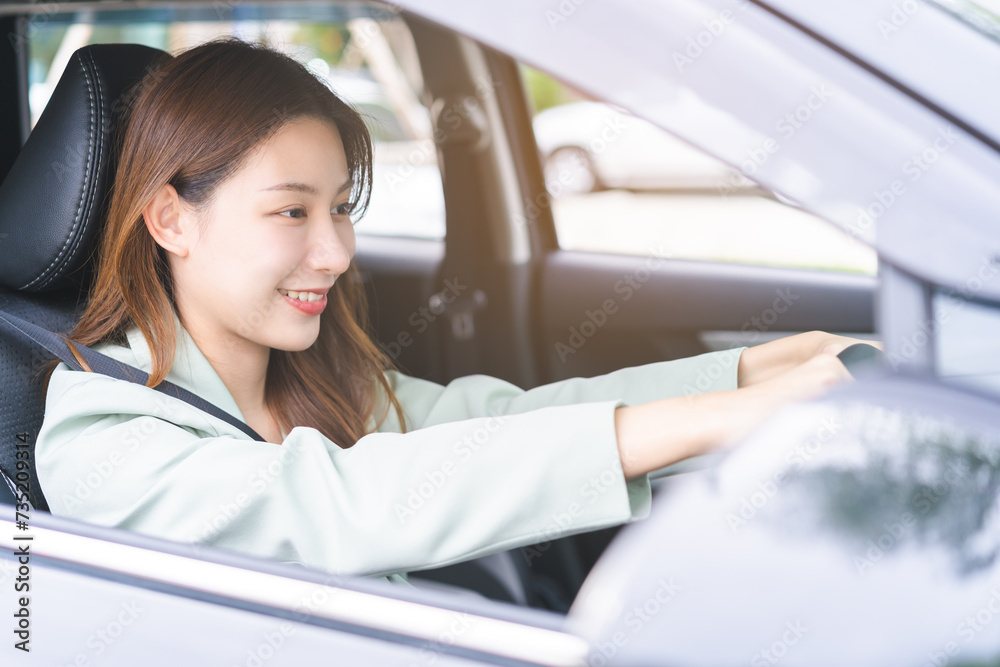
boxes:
[46,331,137,393]
[41,329,225,444]
[46,328,146,401]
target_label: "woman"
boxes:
[36,38,862,584]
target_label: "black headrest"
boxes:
[0,44,170,293]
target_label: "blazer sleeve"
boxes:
[374,347,747,431]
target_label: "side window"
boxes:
[26,6,445,240]
[521,65,877,275]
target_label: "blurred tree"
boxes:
[519,64,582,115]
[292,23,347,64]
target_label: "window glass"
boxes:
[522,65,877,274]
[26,3,445,240]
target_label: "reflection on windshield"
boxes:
[767,402,1000,576]
[930,0,1000,41]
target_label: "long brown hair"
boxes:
[47,38,408,444]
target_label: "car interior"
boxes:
[0,2,881,614]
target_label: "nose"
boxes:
[307,217,354,277]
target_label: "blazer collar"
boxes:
[124,310,248,424]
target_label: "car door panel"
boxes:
[537,250,876,382]
[355,235,445,383]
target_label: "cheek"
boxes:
[192,221,294,306]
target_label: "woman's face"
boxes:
[168,116,356,357]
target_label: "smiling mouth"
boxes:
[278,288,325,302]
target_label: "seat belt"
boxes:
[0,309,266,442]
[432,92,492,382]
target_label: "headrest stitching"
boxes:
[23,53,102,291]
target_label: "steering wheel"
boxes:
[836,343,884,378]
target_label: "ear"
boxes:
[142,183,195,258]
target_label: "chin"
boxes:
[268,325,322,352]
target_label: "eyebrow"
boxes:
[261,178,353,195]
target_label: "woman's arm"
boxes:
[38,364,652,579]
[616,350,853,479]
[375,347,746,433]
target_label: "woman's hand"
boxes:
[615,347,853,480]
[737,331,881,388]
[748,348,854,402]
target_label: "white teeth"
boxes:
[279,289,321,302]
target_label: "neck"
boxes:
[177,308,271,418]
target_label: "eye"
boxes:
[333,202,355,217]
[278,207,307,220]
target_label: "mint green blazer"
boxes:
[35,311,745,581]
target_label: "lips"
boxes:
[278,287,329,316]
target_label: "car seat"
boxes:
[0,44,169,509]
